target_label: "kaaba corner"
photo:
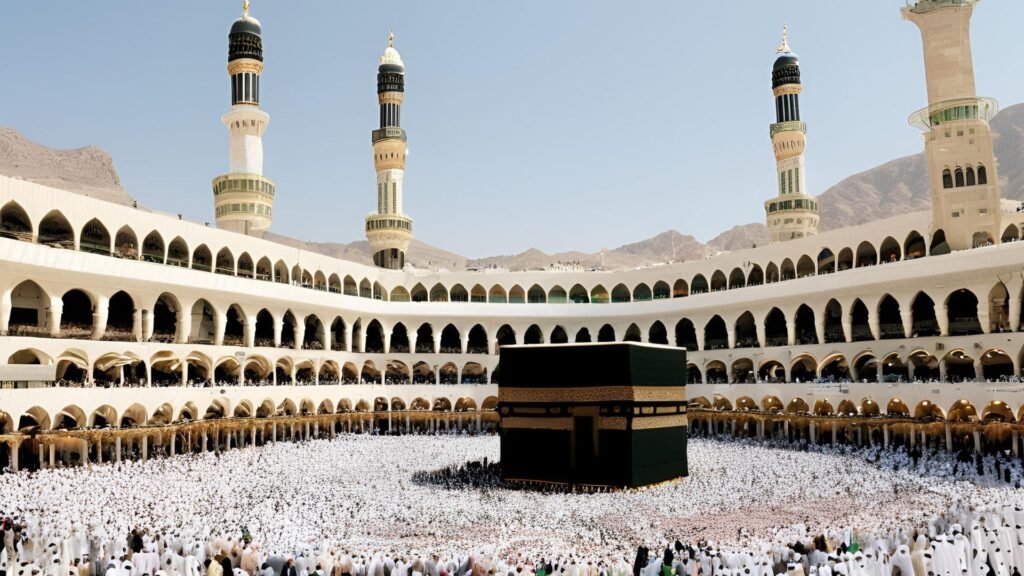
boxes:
[497,342,688,488]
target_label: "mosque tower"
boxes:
[764,26,819,243]
[212,0,275,238]
[366,33,414,270]
[903,0,1000,252]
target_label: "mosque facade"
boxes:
[0,0,1023,469]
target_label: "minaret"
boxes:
[212,0,275,238]
[764,26,819,243]
[903,0,1000,252]
[366,33,414,270]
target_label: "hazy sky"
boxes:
[0,1,1022,258]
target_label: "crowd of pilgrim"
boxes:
[0,435,1022,576]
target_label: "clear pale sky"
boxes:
[0,1,1022,258]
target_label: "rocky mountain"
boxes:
[707,223,771,252]
[0,128,133,206]
[263,234,468,271]
[7,102,1024,270]
[462,231,715,272]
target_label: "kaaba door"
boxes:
[572,415,597,482]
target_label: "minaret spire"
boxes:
[211,1,275,237]
[777,25,790,53]
[764,26,819,243]
[366,33,413,270]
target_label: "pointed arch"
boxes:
[856,241,877,267]
[496,325,516,348]
[0,201,32,240]
[878,236,901,263]
[747,264,764,286]
[690,274,708,294]
[794,304,817,345]
[709,271,727,292]
[816,248,835,274]
[527,284,546,304]
[704,316,727,350]
[877,294,903,339]
[1002,224,1020,243]
[569,284,589,303]
[672,279,689,298]
[439,323,461,352]
[823,299,844,343]
[764,307,787,347]
[548,285,567,304]
[488,284,507,303]
[470,284,487,303]
[796,255,815,278]
[390,286,410,302]
[256,257,273,281]
[191,244,212,271]
[652,281,670,300]
[632,283,652,301]
[597,324,616,343]
[648,320,668,345]
[728,268,745,290]
[79,218,111,255]
[411,282,428,302]
[141,230,165,263]
[910,291,938,337]
[550,325,569,344]
[904,230,926,259]
[429,283,449,302]
[946,288,981,335]
[524,324,544,345]
[850,298,872,342]
[416,322,435,353]
[38,210,74,248]
[6,280,48,336]
[590,284,609,303]
[273,260,289,283]
[467,324,488,353]
[215,247,235,275]
[674,319,698,350]
[929,229,950,256]
[167,236,187,266]
[779,259,795,281]
[237,252,255,278]
[450,284,469,302]
[508,285,526,304]
[312,270,326,290]
[734,312,758,348]
[344,275,359,296]
[302,314,326,350]
[60,289,95,338]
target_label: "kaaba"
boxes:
[498,342,688,488]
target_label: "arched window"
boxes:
[965,166,976,187]
[942,169,953,189]
[977,164,987,185]
[954,168,964,187]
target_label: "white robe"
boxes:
[889,546,912,576]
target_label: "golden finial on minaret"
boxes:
[777,25,790,53]
[389,31,394,48]
[243,0,250,16]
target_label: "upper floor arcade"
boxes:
[4,176,1024,316]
